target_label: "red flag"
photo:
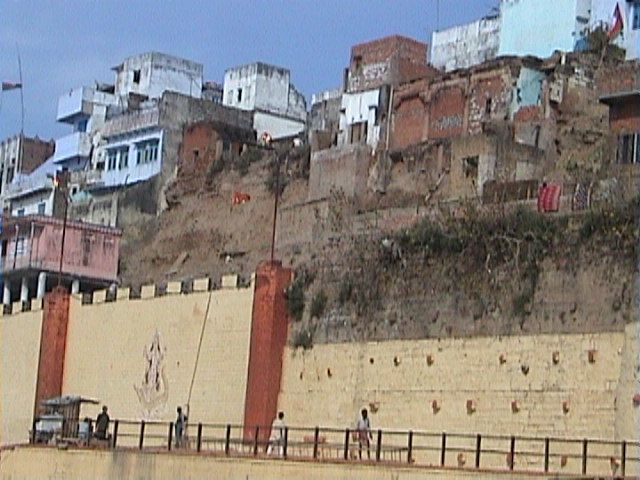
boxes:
[608,3,624,39]
[1,81,22,91]
[537,183,562,213]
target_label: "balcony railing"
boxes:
[53,132,92,163]
[28,419,640,477]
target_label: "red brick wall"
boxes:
[21,138,54,174]
[179,123,221,178]
[351,35,427,66]
[467,73,512,135]
[392,93,428,150]
[34,286,71,416]
[428,85,466,139]
[243,261,292,442]
[597,62,640,97]
[610,98,640,133]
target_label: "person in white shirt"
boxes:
[267,411,285,456]
[356,408,372,459]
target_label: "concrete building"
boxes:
[70,92,254,227]
[113,52,203,100]
[309,88,343,151]
[498,0,592,58]
[337,87,391,150]
[222,62,307,140]
[430,14,501,72]
[498,0,640,60]
[0,214,121,305]
[0,135,54,200]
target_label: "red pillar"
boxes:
[33,286,71,416]
[243,261,292,442]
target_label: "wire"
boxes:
[186,288,214,416]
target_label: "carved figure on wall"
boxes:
[134,330,169,418]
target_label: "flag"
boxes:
[608,3,624,39]
[537,182,562,213]
[1,81,22,91]
[572,182,591,211]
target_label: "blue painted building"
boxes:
[499,0,592,58]
[499,0,640,60]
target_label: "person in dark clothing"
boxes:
[95,406,110,440]
[175,406,188,448]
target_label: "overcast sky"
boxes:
[0,0,497,140]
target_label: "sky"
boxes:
[0,0,497,141]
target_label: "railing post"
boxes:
[31,418,37,444]
[376,429,382,462]
[283,427,289,459]
[253,426,259,456]
[407,430,414,464]
[313,427,319,459]
[544,437,550,472]
[112,420,119,449]
[621,440,627,477]
[344,428,350,460]
[441,432,447,467]
[196,423,203,452]
[224,425,231,455]
[509,436,515,471]
[581,438,588,475]
[475,434,481,468]
[168,422,173,451]
[139,421,146,450]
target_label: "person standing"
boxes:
[95,406,110,440]
[267,411,285,456]
[356,408,372,460]
[175,406,187,448]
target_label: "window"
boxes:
[617,133,640,164]
[16,237,25,256]
[634,3,640,30]
[37,202,46,215]
[107,149,118,170]
[485,98,492,115]
[228,90,234,103]
[7,166,14,183]
[463,156,479,179]
[16,208,24,216]
[237,88,243,102]
[135,139,160,165]
[118,146,129,169]
[133,69,141,84]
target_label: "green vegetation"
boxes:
[285,276,305,322]
[292,327,314,350]
[309,290,328,319]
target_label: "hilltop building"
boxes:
[222,62,307,140]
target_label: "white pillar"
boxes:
[37,272,47,299]
[71,279,80,294]
[20,277,29,303]
[3,280,10,306]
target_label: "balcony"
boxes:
[57,87,95,123]
[53,132,92,163]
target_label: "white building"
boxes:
[113,52,203,100]
[223,62,307,139]
[6,52,204,218]
[337,87,390,151]
[430,14,501,72]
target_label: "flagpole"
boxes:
[16,45,24,135]
[16,45,24,174]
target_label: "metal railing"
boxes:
[30,419,640,477]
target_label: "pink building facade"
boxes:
[1,215,121,306]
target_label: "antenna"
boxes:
[436,0,440,30]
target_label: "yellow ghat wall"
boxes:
[62,280,254,442]
[0,447,552,480]
[0,309,42,446]
[279,325,640,440]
